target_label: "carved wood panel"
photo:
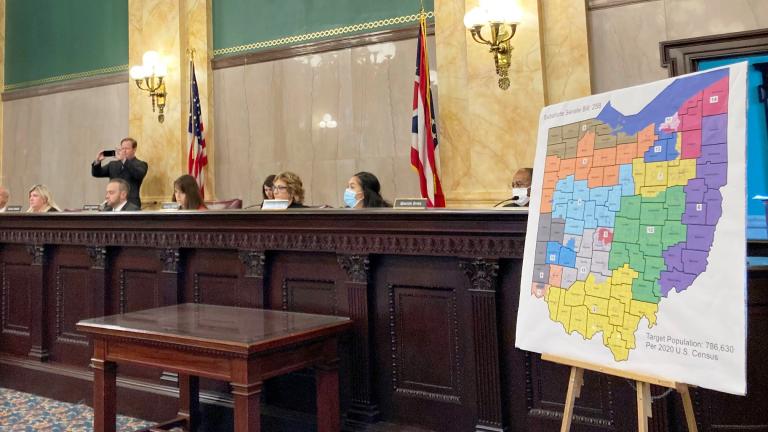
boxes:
[373,255,474,432]
[388,283,462,404]
[193,273,239,306]
[53,266,90,346]
[1,263,32,338]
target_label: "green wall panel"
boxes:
[213,0,434,55]
[5,0,128,89]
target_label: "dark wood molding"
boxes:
[212,24,435,70]
[2,72,127,102]
[660,28,768,76]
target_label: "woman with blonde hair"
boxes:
[272,171,308,208]
[27,184,60,213]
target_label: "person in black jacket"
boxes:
[101,179,140,212]
[92,137,148,208]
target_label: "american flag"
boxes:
[411,17,445,207]
[188,59,208,198]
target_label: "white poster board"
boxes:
[516,63,748,395]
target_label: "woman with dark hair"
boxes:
[262,174,276,200]
[344,171,390,208]
[173,175,207,210]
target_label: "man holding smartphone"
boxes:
[91,137,148,208]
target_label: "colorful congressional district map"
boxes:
[531,69,729,361]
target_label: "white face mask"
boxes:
[512,187,530,206]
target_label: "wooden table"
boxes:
[76,303,352,432]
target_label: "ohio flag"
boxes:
[188,59,208,198]
[411,17,445,207]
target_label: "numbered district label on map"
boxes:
[516,63,747,395]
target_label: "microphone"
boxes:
[494,196,519,207]
[243,203,262,210]
[99,200,110,212]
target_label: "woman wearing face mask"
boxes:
[344,172,390,208]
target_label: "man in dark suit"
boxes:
[101,179,140,212]
[92,137,148,208]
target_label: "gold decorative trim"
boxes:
[213,11,435,56]
[4,64,129,92]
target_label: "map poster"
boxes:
[516,63,747,395]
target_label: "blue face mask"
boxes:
[344,188,361,208]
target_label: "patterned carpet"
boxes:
[0,387,154,431]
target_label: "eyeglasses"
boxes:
[511,182,530,188]
[272,185,288,192]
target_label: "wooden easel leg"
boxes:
[636,381,652,432]
[676,384,698,432]
[560,367,584,432]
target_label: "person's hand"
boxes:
[96,151,105,162]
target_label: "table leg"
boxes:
[232,382,263,431]
[178,374,200,431]
[316,362,341,432]
[92,358,117,432]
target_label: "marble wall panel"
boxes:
[588,0,668,93]
[2,83,129,210]
[664,0,768,40]
[589,0,768,92]
[213,37,425,208]
[541,0,592,104]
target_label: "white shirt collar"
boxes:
[113,201,128,212]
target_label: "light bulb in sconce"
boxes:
[318,113,338,129]
[129,65,146,80]
[463,0,521,90]
[463,7,488,28]
[131,50,168,123]
[142,51,161,69]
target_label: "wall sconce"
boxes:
[463,1,521,90]
[129,51,168,123]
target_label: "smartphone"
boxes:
[102,150,116,157]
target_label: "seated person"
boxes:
[504,168,533,207]
[345,171,391,208]
[0,186,9,212]
[272,171,307,208]
[173,175,208,210]
[27,184,60,213]
[262,174,276,201]
[102,179,140,211]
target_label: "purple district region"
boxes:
[663,243,685,272]
[704,188,723,225]
[696,162,727,189]
[682,202,707,225]
[700,143,728,164]
[686,224,716,251]
[702,114,727,145]
[684,178,707,203]
[682,248,709,274]
[659,270,698,296]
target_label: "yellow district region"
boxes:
[633,157,697,197]
[668,159,697,186]
[544,265,659,361]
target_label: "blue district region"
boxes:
[573,180,590,202]
[619,164,635,196]
[644,134,680,163]
[596,68,728,135]
[546,241,577,268]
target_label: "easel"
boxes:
[542,354,698,432]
